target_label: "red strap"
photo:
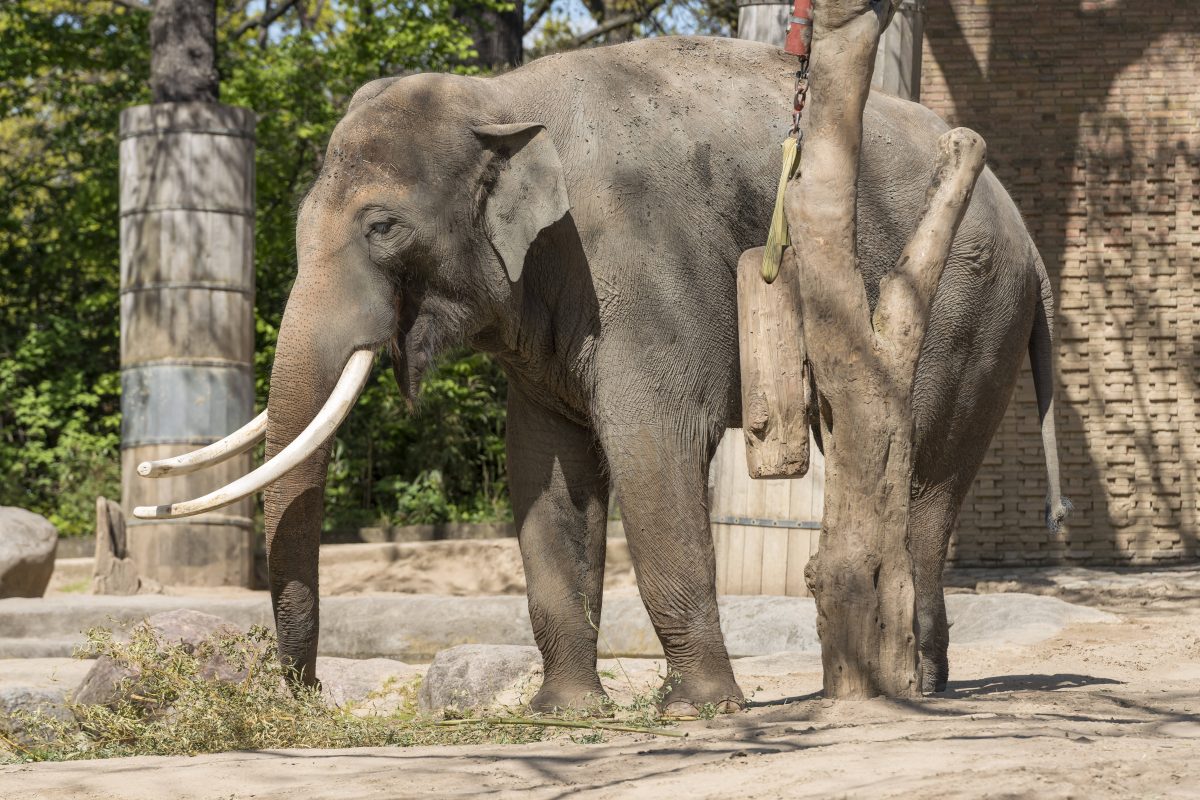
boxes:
[784,0,813,58]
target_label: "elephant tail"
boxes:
[1029,251,1072,533]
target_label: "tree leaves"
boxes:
[0,0,503,534]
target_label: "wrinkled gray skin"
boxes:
[264,36,1067,712]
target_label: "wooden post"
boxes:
[94,497,140,595]
[738,0,923,101]
[737,0,790,47]
[119,103,257,587]
[784,0,987,698]
[872,0,924,101]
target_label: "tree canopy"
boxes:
[0,0,732,536]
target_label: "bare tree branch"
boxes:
[524,0,554,34]
[218,0,254,29]
[579,0,605,22]
[571,0,665,47]
[112,0,153,11]
[232,0,299,38]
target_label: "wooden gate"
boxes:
[709,430,824,597]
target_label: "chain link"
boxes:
[789,56,810,138]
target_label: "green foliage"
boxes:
[323,349,510,532]
[0,1,146,534]
[0,0,507,534]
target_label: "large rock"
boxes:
[0,507,58,598]
[318,657,423,716]
[0,687,73,746]
[418,644,542,715]
[72,609,245,706]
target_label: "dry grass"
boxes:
[1,624,680,763]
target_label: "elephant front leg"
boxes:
[598,414,744,717]
[507,388,610,714]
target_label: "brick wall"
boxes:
[920,1,1200,565]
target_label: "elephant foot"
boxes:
[659,674,745,718]
[529,679,610,716]
[919,651,949,694]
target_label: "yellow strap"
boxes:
[761,136,801,283]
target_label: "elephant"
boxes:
[138,35,1069,712]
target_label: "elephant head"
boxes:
[133,73,571,683]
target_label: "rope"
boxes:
[760,0,814,284]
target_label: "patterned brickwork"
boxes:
[919,1,1200,565]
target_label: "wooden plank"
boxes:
[785,529,810,597]
[738,3,789,48]
[740,525,765,595]
[790,472,813,526]
[714,524,730,595]
[737,248,811,479]
[760,529,790,595]
[122,289,254,364]
[808,437,827,520]
[759,477,791,522]
[724,525,746,595]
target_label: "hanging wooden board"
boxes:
[737,246,811,479]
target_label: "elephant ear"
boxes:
[473,122,570,282]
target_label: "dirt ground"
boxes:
[318,538,639,596]
[6,567,1200,799]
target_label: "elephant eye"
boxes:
[368,219,394,238]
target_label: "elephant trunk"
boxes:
[262,313,354,685]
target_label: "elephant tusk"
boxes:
[133,349,375,520]
[137,411,269,478]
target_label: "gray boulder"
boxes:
[318,657,422,716]
[72,609,245,706]
[0,687,73,746]
[418,644,542,715]
[0,507,58,598]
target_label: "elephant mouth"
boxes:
[389,292,482,406]
[389,330,425,408]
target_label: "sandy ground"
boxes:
[5,567,1200,799]
[319,538,639,596]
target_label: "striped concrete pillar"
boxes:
[119,103,256,587]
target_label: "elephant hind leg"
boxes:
[910,485,970,694]
[595,407,744,716]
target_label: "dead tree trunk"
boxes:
[150,0,218,103]
[782,1,987,698]
[94,497,141,595]
[456,0,524,70]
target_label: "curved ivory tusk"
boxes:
[133,349,375,520]
[137,411,269,478]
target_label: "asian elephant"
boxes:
[138,36,1069,711]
